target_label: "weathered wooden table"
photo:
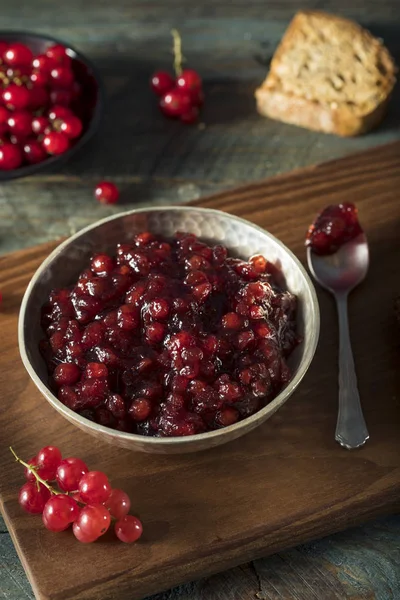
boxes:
[1,1,399,598]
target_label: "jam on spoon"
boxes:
[305,203,363,256]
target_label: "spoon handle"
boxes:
[335,294,369,449]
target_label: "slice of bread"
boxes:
[255,11,397,136]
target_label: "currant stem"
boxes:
[171,29,184,77]
[10,446,60,495]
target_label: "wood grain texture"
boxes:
[1,0,400,597]
[0,0,400,255]
[1,142,400,600]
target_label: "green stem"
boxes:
[171,29,184,77]
[10,446,60,495]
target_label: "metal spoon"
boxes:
[307,233,369,449]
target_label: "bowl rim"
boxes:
[0,30,104,182]
[18,205,320,446]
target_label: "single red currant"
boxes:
[115,515,143,543]
[56,457,89,492]
[7,111,32,138]
[176,69,202,92]
[36,445,62,480]
[4,43,33,67]
[0,106,9,134]
[94,181,119,205]
[104,488,131,519]
[60,115,82,139]
[53,362,81,386]
[72,520,98,543]
[129,398,152,421]
[32,116,50,135]
[49,88,72,106]
[150,71,175,96]
[159,88,191,117]
[42,494,80,532]
[45,44,71,67]
[50,66,74,88]
[48,105,72,121]
[189,89,204,107]
[76,503,111,538]
[180,106,199,124]
[42,131,70,155]
[79,471,111,504]
[2,84,30,110]
[18,482,51,514]
[23,140,47,165]
[32,54,54,72]
[29,86,49,110]
[30,70,49,87]
[0,143,22,170]
[0,42,8,57]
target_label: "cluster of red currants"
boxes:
[150,30,203,124]
[13,445,143,543]
[151,69,203,124]
[0,41,84,170]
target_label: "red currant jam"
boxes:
[306,203,363,256]
[40,232,301,437]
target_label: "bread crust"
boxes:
[255,10,397,136]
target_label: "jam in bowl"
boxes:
[40,231,301,438]
[19,207,320,453]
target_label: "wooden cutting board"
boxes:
[1,141,400,600]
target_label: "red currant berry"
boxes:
[60,115,82,139]
[159,88,191,117]
[36,445,62,480]
[56,457,89,492]
[72,520,98,543]
[150,71,175,96]
[77,504,111,538]
[30,70,48,87]
[42,131,70,155]
[79,471,111,504]
[7,111,32,138]
[49,88,72,106]
[104,488,131,519]
[176,69,202,92]
[4,43,33,67]
[0,106,9,134]
[48,105,72,121]
[29,85,49,110]
[50,66,74,88]
[32,116,50,135]
[42,494,80,532]
[32,54,54,72]
[18,482,51,514]
[23,140,47,165]
[0,42,8,57]
[115,515,143,543]
[45,44,71,67]
[189,89,204,107]
[94,181,119,205]
[24,456,38,482]
[53,362,81,386]
[2,84,30,110]
[129,398,152,421]
[0,143,22,170]
[180,106,199,124]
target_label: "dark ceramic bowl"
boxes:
[0,31,104,181]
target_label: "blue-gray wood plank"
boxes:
[1,0,400,598]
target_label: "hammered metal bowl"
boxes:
[19,207,320,453]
